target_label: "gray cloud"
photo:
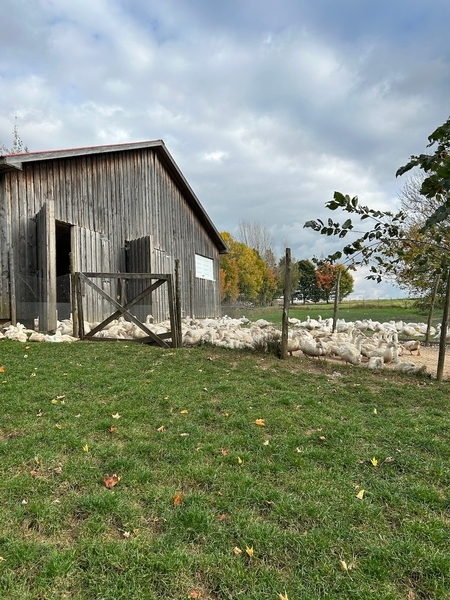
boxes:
[1,0,449,298]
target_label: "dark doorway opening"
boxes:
[55,221,72,319]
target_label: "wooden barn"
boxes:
[0,141,228,332]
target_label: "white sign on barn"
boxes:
[195,254,214,281]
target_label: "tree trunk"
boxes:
[436,269,450,381]
[332,269,341,334]
[425,275,439,347]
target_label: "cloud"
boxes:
[1,0,448,299]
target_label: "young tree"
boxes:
[0,117,29,154]
[304,115,450,380]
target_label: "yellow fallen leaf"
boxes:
[356,489,365,500]
[233,546,242,555]
[339,559,349,572]
[237,456,243,465]
[263,439,269,446]
[371,457,378,467]
[112,412,121,419]
[123,531,131,538]
[278,592,289,600]
[157,425,167,432]
[51,399,58,404]
[0,366,4,373]
[180,409,188,414]
[245,546,254,557]
[255,419,265,426]
[55,423,62,429]
[373,408,377,414]
[83,444,89,452]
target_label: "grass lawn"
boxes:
[0,339,449,599]
[227,299,438,330]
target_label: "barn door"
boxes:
[36,200,57,331]
[73,226,113,324]
[126,236,153,322]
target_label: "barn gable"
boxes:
[0,141,227,329]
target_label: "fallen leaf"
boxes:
[319,436,326,441]
[75,413,81,418]
[373,408,378,414]
[30,372,36,377]
[180,433,189,437]
[384,456,395,463]
[278,592,289,600]
[371,457,378,467]
[339,559,349,572]
[356,489,365,500]
[82,444,89,452]
[189,591,201,598]
[0,556,5,562]
[0,366,4,373]
[25,346,30,350]
[122,531,131,539]
[173,491,184,506]
[245,546,254,557]
[218,514,228,521]
[30,470,38,478]
[237,456,243,465]
[53,466,62,475]
[112,412,121,419]
[233,546,242,555]
[108,425,117,433]
[36,410,43,417]
[221,449,228,456]
[55,423,62,429]
[21,499,28,505]
[157,425,167,432]
[263,439,269,446]
[255,419,265,426]
[104,474,121,489]
[180,409,188,414]
[51,399,58,404]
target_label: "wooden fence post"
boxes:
[281,248,291,359]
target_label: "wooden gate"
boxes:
[74,272,182,348]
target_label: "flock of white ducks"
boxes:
[0,314,435,375]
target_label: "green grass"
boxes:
[0,340,449,599]
[228,298,438,329]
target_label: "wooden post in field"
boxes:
[436,269,450,381]
[281,248,291,359]
[332,268,341,334]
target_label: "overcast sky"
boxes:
[2,0,450,299]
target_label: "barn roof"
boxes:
[0,140,228,254]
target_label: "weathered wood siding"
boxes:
[0,147,221,325]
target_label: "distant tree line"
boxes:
[219,223,354,305]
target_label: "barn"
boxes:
[0,141,228,333]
